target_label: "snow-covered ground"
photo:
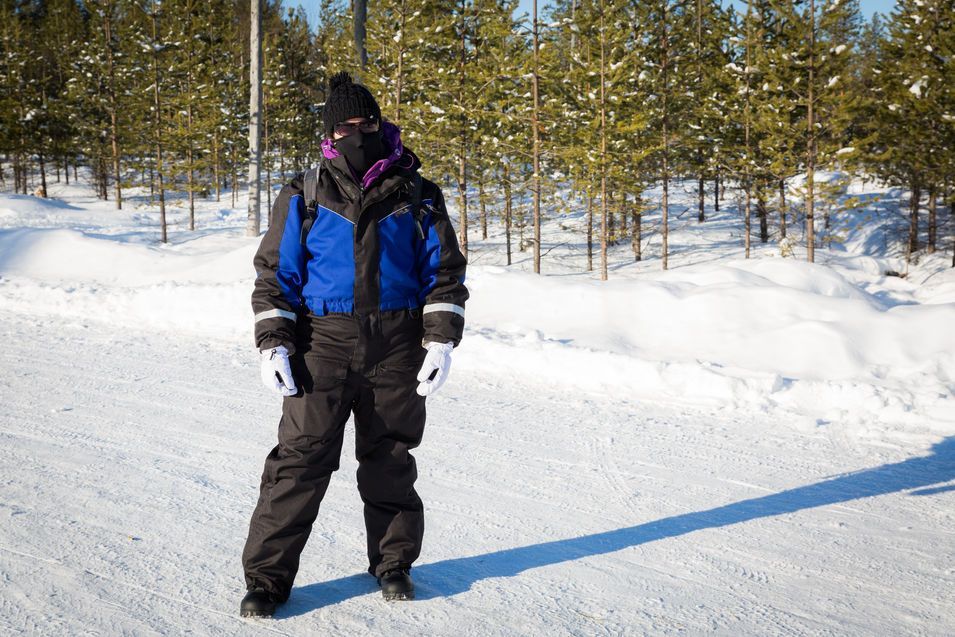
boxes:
[1,173,953,635]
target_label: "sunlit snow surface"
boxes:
[0,173,953,635]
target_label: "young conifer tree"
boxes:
[68,0,128,202]
[686,0,733,223]
[632,0,694,270]
[469,0,522,241]
[545,0,601,269]
[745,0,798,248]
[777,0,861,262]
[138,0,173,242]
[604,1,650,268]
[871,0,954,257]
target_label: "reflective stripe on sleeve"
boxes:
[422,303,465,317]
[254,308,298,323]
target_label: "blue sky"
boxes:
[293,0,897,28]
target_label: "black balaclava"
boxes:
[323,70,387,179]
[333,129,386,179]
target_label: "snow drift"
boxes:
[1,189,953,438]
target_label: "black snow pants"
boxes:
[242,309,428,600]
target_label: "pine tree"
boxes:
[0,1,70,196]
[778,0,861,262]
[633,0,695,270]
[737,0,797,252]
[35,0,85,197]
[67,0,133,209]
[686,0,733,224]
[139,0,173,242]
[868,0,954,258]
[543,0,598,268]
[468,0,522,243]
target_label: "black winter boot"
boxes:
[240,586,282,618]
[378,568,415,601]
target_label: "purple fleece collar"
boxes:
[321,120,413,190]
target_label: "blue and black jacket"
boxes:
[251,148,468,354]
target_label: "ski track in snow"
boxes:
[1,311,953,636]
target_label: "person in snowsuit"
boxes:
[240,71,468,618]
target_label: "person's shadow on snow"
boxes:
[281,436,954,617]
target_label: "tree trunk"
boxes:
[743,5,752,259]
[353,0,368,69]
[104,4,122,209]
[247,0,263,237]
[607,188,615,245]
[806,0,816,263]
[457,0,468,258]
[745,184,751,258]
[231,144,238,209]
[213,133,220,202]
[599,0,609,280]
[632,195,642,262]
[698,174,705,222]
[151,9,167,244]
[660,1,670,271]
[908,179,920,256]
[824,203,832,248]
[279,142,285,185]
[518,196,525,252]
[99,156,108,199]
[779,178,787,239]
[620,192,627,233]
[13,153,21,194]
[38,153,47,198]
[188,103,196,231]
[531,0,542,274]
[758,192,768,243]
[927,187,936,254]
[503,162,512,266]
[479,176,487,239]
[586,187,593,272]
[458,154,468,256]
[714,174,719,212]
[264,91,271,222]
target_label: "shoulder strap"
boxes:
[410,172,425,241]
[300,165,322,246]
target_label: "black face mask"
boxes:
[334,130,386,178]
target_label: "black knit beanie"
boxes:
[322,71,381,137]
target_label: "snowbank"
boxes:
[1,190,953,437]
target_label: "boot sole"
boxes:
[240,608,276,618]
[382,590,415,601]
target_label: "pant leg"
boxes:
[242,351,355,599]
[353,352,428,578]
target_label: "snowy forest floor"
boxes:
[1,172,954,635]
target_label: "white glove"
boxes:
[260,346,298,396]
[416,342,454,397]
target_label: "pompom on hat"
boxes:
[322,71,382,137]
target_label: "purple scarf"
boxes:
[321,120,414,190]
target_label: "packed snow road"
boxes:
[0,311,952,636]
